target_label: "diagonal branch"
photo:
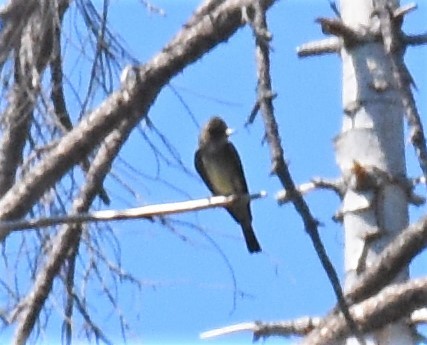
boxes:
[345,214,427,304]
[0,0,56,197]
[301,277,427,345]
[249,0,357,339]
[298,214,427,345]
[13,119,145,344]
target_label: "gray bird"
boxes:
[194,116,261,253]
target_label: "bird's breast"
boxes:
[201,153,236,195]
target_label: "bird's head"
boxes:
[200,116,233,144]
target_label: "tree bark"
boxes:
[336,0,413,343]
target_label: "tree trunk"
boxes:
[336,0,413,343]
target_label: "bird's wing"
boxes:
[194,148,217,195]
[224,142,249,194]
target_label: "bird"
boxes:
[194,116,261,254]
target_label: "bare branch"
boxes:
[296,214,427,345]
[316,17,362,43]
[1,193,266,233]
[276,177,344,204]
[392,3,417,20]
[249,1,358,339]
[345,214,427,304]
[301,278,427,345]
[404,33,427,45]
[411,308,427,325]
[201,317,322,340]
[297,37,341,57]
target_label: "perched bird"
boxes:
[194,116,261,254]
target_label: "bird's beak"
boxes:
[226,128,235,136]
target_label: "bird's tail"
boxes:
[242,223,261,254]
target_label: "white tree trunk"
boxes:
[336,0,413,344]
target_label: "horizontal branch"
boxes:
[411,308,427,325]
[404,33,427,45]
[200,317,321,340]
[276,177,344,204]
[0,192,266,233]
[296,37,340,57]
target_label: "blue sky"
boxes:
[2,0,427,344]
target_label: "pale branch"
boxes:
[410,308,427,325]
[200,317,322,340]
[0,0,277,243]
[276,177,344,205]
[296,37,340,57]
[0,193,266,233]
[393,2,417,16]
[301,278,427,345]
